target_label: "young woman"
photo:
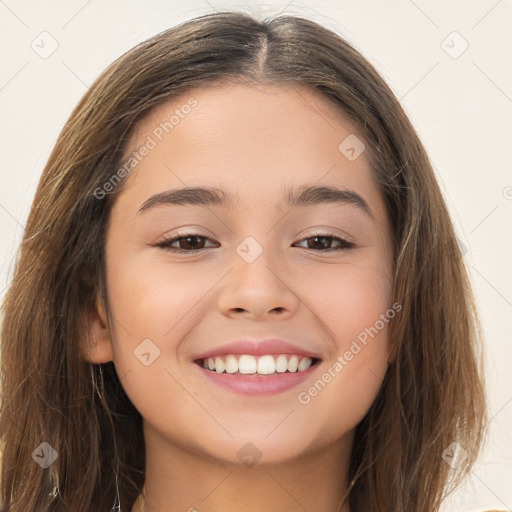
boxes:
[0,10,487,512]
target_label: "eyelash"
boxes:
[154,231,355,254]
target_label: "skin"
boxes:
[85,82,394,512]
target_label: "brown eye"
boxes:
[155,233,354,254]
[306,236,332,250]
[295,235,355,252]
[175,235,207,251]
[155,234,218,253]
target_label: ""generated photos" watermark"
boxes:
[297,302,402,405]
[93,97,198,200]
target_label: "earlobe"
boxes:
[95,298,108,328]
[82,297,114,363]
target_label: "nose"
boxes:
[216,243,300,320]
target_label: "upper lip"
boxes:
[193,338,322,361]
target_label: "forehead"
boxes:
[126,81,360,159]
[115,82,384,220]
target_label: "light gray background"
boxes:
[0,1,511,510]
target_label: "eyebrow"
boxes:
[137,185,374,219]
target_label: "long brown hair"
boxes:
[0,11,486,512]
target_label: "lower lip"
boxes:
[194,361,320,396]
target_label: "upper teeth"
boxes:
[202,354,314,375]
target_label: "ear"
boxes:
[82,297,114,363]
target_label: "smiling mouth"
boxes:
[195,354,322,376]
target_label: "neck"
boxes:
[131,421,353,512]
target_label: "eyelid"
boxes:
[304,227,355,244]
[154,226,215,244]
[153,230,218,252]
[153,229,356,254]
[293,231,355,251]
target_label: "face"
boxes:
[87,82,394,467]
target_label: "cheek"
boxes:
[291,257,392,432]
[103,235,393,456]
[293,338,388,453]
[106,244,392,376]
[103,253,214,425]
[293,264,392,437]
[106,251,212,339]
[301,254,393,340]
